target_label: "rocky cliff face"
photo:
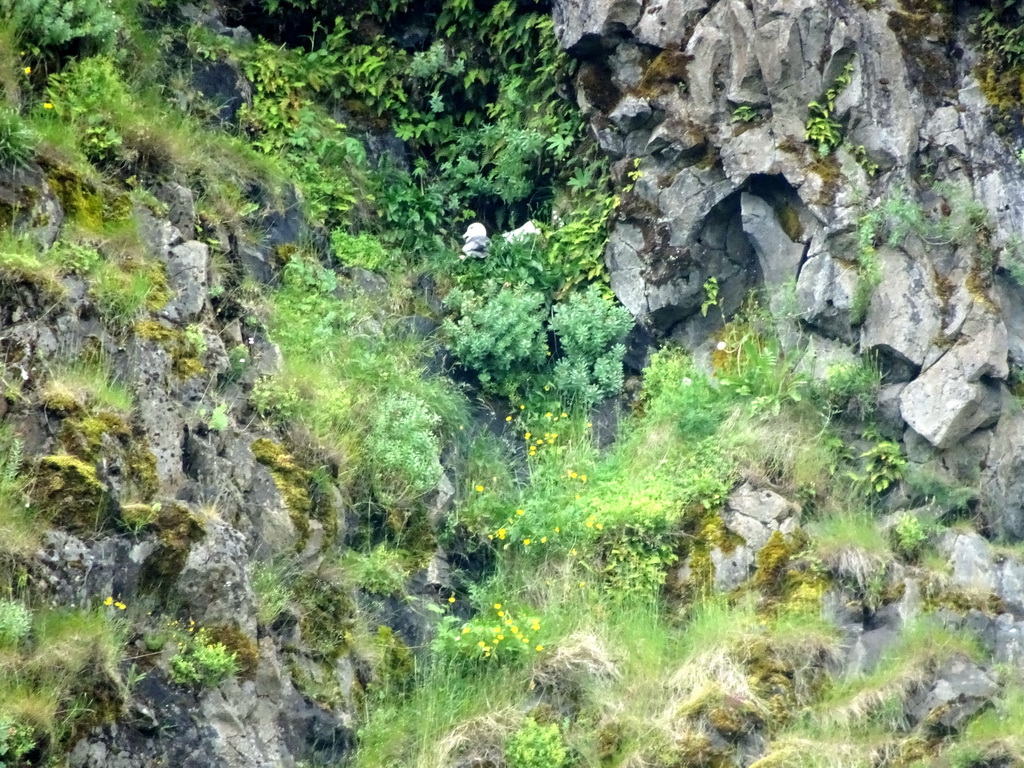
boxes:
[6,0,1024,766]
[556,0,1024,533]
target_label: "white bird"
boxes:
[461,222,490,259]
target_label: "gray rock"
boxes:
[157,182,197,240]
[980,391,1024,540]
[0,164,63,248]
[796,253,857,342]
[709,545,753,592]
[609,95,654,133]
[159,240,210,323]
[861,247,942,377]
[941,530,997,594]
[177,517,258,636]
[740,192,806,293]
[553,0,642,54]
[907,659,997,731]
[899,345,1003,450]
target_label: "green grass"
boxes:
[0,233,65,298]
[0,424,38,558]
[809,509,894,594]
[0,604,127,763]
[40,359,134,414]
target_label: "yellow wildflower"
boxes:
[43,102,53,109]
[448,594,456,603]
[540,537,547,543]
[561,412,568,418]
[545,412,552,419]
[23,66,30,74]
[494,603,502,610]
[536,645,544,652]
[523,538,531,546]
[498,611,505,617]
[516,508,524,516]
[524,432,531,439]
[103,596,114,606]
[505,415,512,422]
[475,484,484,492]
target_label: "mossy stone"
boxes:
[252,438,314,550]
[138,502,205,595]
[33,454,114,534]
[207,623,260,680]
[294,570,356,661]
[134,320,206,380]
[46,168,105,231]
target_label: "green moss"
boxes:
[46,168,105,231]
[807,155,842,206]
[134,320,206,380]
[252,438,314,551]
[57,409,159,503]
[293,570,356,661]
[138,502,205,595]
[637,50,690,99]
[370,625,414,697]
[206,623,260,680]
[752,531,799,597]
[776,204,804,243]
[32,454,114,534]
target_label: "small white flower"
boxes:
[682,377,692,386]
[716,341,727,351]
[19,367,28,381]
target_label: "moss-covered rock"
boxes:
[252,438,339,551]
[32,454,114,534]
[294,569,356,661]
[138,502,205,595]
[207,623,260,680]
[134,320,206,380]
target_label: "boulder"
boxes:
[553,0,642,54]
[861,247,942,378]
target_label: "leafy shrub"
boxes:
[0,716,35,765]
[892,513,928,560]
[549,285,631,407]
[366,393,443,505]
[444,285,548,397]
[433,602,546,663]
[46,56,129,164]
[5,0,120,55]
[0,108,35,169]
[169,626,240,687]
[341,547,408,596]
[330,230,391,272]
[0,600,31,647]
[813,358,880,418]
[860,439,906,494]
[506,718,567,768]
[640,348,728,440]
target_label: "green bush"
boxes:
[5,0,120,55]
[0,600,31,647]
[330,230,391,272]
[0,108,36,169]
[0,715,35,765]
[892,513,928,560]
[46,56,129,164]
[549,285,631,407]
[168,626,240,688]
[506,718,567,768]
[444,285,548,397]
[366,393,443,506]
[341,546,408,596]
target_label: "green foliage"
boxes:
[805,62,854,156]
[859,439,907,494]
[549,286,631,407]
[4,0,120,55]
[716,315,810,416]
[0,107,35,168]
[46,56,128,165]
[444,285,549,397]
[342,547,409,596]
[433,602,547,663]
[731,105,761,123]
[0,601,31,648]
[168,626,240,688]
[891,513,928,560]
[445,283,631,406]
[250,560,295,627]
[812,357,880,418]
[0,715,35,765]
[0,425,36,557]
[330,230,392,272]
[506,718,567,768]
[366,393,443,506]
